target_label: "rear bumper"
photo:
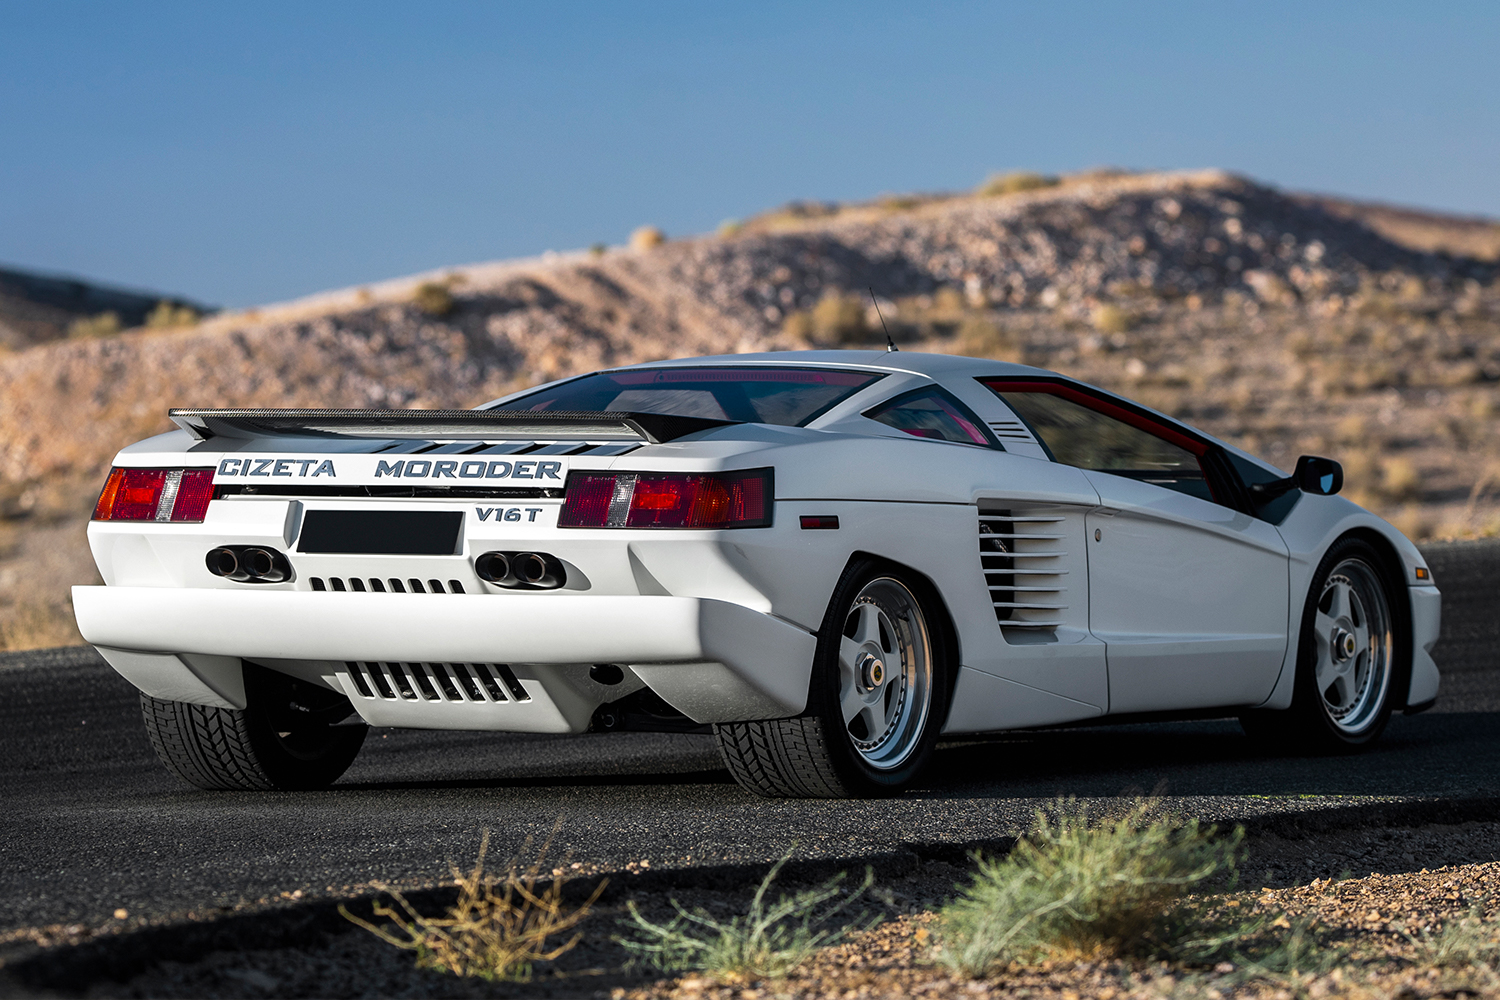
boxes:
[72,585,816,731]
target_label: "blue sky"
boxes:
[2,1,1497,308]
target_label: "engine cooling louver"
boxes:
[345,661,530,704]
[978,507,1069,629]
[310,577,466,594]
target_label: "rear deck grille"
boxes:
[310,576,467,594]
[345,661,530,703]
[978,508,1069,629]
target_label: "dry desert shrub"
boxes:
[617,851,876,980]
[67,311,121,339]
[955,316,1023,363]
[935,799,1243,974]
[629,225,666,251]
[1410,905,1500,970]
[411,281,455,318]
[341,829,604,982]
[809,294,870,344]
[145,300,200,329]
[1091,304,1133,335]
[977,171,1059,197]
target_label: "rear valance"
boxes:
[168,408,735,444]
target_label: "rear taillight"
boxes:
[93,468,216,522]
[559,469,772,529]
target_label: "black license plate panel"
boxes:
[297,510,463,555]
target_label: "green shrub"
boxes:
[936,799,1243,974]
[68,311,121,338]
[977,171,1059,197]
[617,852,876,980]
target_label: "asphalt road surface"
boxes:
[3,541,1497,933]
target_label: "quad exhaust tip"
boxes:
[475,550,565,589]
[206,545,291,584]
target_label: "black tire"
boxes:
[714,558,953,798]
[1241,536,1403,753]
[141,662,366,790]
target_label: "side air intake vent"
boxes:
[345,661,530,703]
[978,508,1069,630]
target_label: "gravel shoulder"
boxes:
[4,817,1497,998]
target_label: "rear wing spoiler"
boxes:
[168,408,735,444]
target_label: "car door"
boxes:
[978,379,1290,714]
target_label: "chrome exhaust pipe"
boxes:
[474,551,514,585]
[206,547,242,580]
[516,552,565,589]
[242,547,287,583]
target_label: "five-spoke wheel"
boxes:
[1241,536,1403,752]
[1311,558,1392,735]
[714,558,951,797]
[836,578,934,773]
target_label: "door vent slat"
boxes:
[978,506,1070,630]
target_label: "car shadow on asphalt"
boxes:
[918,711,1500,801]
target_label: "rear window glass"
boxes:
[865,388,994,446]
[493,367,883,426]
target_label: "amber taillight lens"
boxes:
[93,468,216,522]
[559,469,772,529]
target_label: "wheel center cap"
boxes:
[859,654,885,688]
[1332,628,1357,661]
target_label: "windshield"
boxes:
[492,367,885,426]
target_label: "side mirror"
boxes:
[1249,455,1345,502]
[1293,455,1343,496]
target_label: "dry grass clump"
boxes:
[341,830,604,982]
[67,311,121,339]
[145,300,201,329]
[1091,303,1133,335]
[630,225,666,251]
[977,171,1059,197]
[954,316,1023,363]
[935,799,1243,975]
[1411,906,1500,969]
[618,852,876,980]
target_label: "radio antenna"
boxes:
[868,287,898,352]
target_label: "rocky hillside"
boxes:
[4,169,1500,648]
[0,266,210,350]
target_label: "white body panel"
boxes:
[75,350,1440,744]
[1083,472,1290,713]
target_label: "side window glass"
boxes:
[865,388,996,447]
[982,383,1214,502]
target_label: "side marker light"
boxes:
[1415,567,1430,581]
[799,515,840,530]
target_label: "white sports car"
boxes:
[73,351,1441,797]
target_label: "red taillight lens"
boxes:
[171,469,216,521]
[559,469,772,529]
[92,467,216,522]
